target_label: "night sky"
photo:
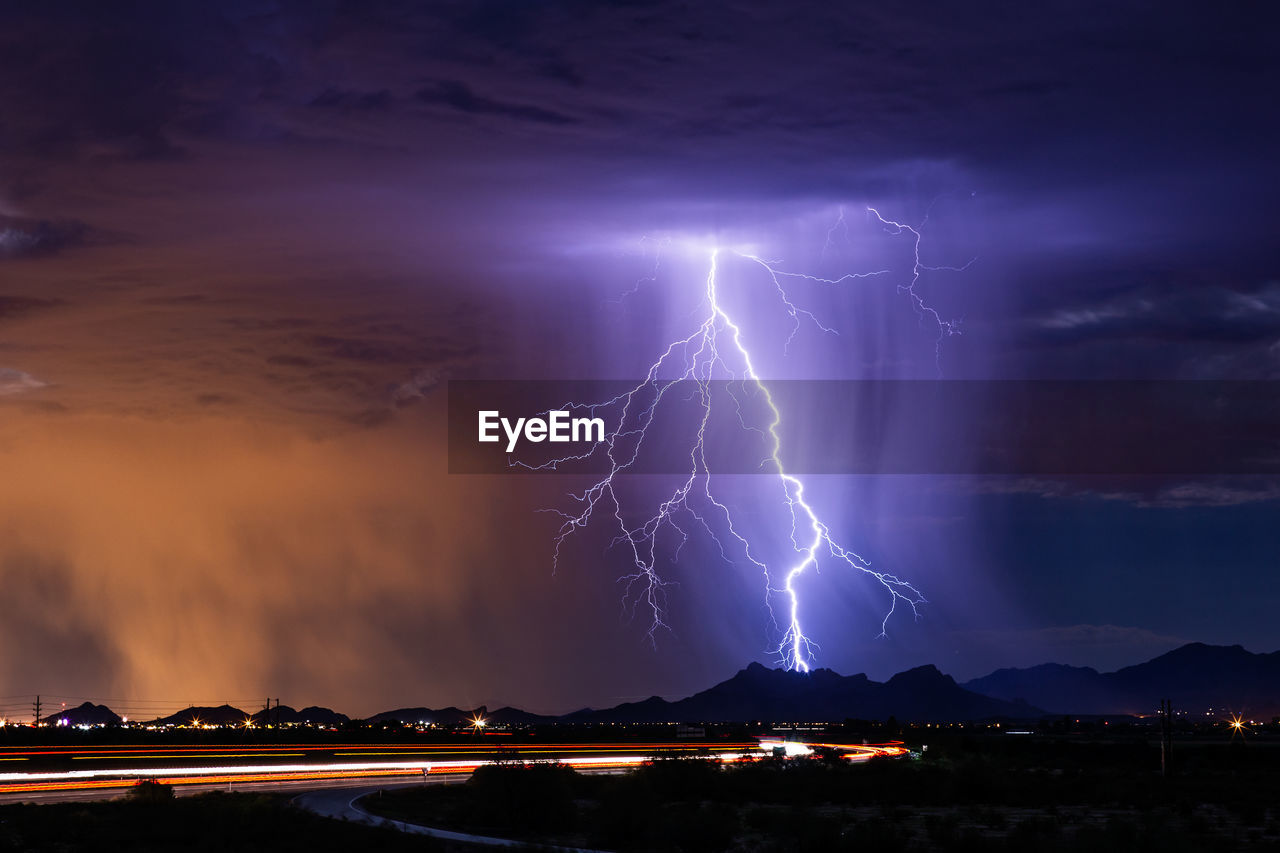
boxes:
[1,2,1277,717]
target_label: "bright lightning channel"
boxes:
[522,207,967,672]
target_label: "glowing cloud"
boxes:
[523,208,969,671]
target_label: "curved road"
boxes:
[295,782,611,851]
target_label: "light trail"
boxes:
[0,741,909,795]
[71,752,307,760]
[756,738,910,762]
[0,755,716,794]
[529,208,967,670]
[0,741,755,758]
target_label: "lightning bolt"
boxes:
[521,207,969,671]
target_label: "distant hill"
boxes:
[963,643,1280,716]
[368,705,555,726]
[46,702,121,727]
[251,705,349,726]
[42,702,349,728]
[368,705,469,726]
[151,704,252,727]
[559,662,1043,723]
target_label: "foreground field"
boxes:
[2,736,1278,852]
[0,788,460,853]
[360,739,1280,852]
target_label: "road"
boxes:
[295,779,613,851]
[0,741,753,804]
[0,773,447,805]
[4,767,620,850]
[0,738,907,805]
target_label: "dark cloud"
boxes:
[415,80,578,126]
[309,88,393,111]
[955,476,1280,509]
[0,295,62,319]
[344,406,396,428]
[1008,273,1280,378]
[265,354,321,368]
[303,329,474,367]
[1037,281,1280,346]
[0,216,88,258]
[142,293,207,305]
[221,317,316,332]
[537,59,586,87]
[0,7,188,157]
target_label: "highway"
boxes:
[0,773,439,805]
[0,741,749,803]
[0,739,908,805]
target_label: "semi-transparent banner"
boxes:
[447,380,1280,476]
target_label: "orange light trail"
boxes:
[0,741,756,758]
[72,753,307,760]
[0,740,909,796]
[0,751,761,795]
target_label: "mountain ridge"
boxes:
[27,642,1277,726]
[963,642,1280,715]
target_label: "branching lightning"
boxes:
[520,207,969,671]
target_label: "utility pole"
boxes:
[1159,698,1173,778]
[32,695,41,727]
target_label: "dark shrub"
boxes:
[127,780,175,803]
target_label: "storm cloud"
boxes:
[0,1,1275,713]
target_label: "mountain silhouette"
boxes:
[963,643,1280,715]
[250,705,350,726]
[35,642,1279,726]
[561,662,1041,723]
[151,704,253,727]
[45,702,122,727]
[368,705,555,726]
